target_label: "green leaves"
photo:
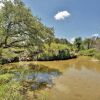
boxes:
[74,37,83,52]
[0,0,54,49]
[0,0,55,63]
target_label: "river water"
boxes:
[38,56,100,100]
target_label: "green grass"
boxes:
[78,49,96,56]
[0,81,24,100]
[0,73,14,84]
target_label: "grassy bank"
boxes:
[0,63,61,100]
[78,49,100,60]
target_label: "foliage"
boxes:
[0,81,24,100]
[0,0,54,49]
[0,0,55,63]
[83,38,92,49]
[37,43,75,61]
[74,37,83,52]
[73,37,100,60]
[54,38,71,45]
[94,51,100,60]
[78,49,96,56]
[0,73,14,84]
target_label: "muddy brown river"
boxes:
[38,56,100,100]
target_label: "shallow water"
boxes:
[40,56,100,100]
[0,63,61,91]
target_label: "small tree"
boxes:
[74,37,82,52]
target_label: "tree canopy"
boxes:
[0,0,56,63]
[0,0,54,49]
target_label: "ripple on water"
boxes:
[48,66,100,100]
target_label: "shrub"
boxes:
[78,49,96,56]
[0,73,14,84]
[37,49,72,61]
[0,82,24,100]
[94,51,100,60]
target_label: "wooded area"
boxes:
[0,0,100,64]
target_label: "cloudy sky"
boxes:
[2,0,100,40]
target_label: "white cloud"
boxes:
[70,37,75,44]
[92,33,99,37]
[54,10,71,20]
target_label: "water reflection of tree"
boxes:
[4,63,61,99]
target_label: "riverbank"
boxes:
[2,56,99,72]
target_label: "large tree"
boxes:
[0,0,54,49]
[0,0,54,62]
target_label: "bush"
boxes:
[94,51,100,60]
[0,73,14,84]
[0,82,24,100]
[0,48,19,64]
[57,50,70,60]
[37,49,73,61]
[78,49,96,56]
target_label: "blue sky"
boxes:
[23,0,100,41]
